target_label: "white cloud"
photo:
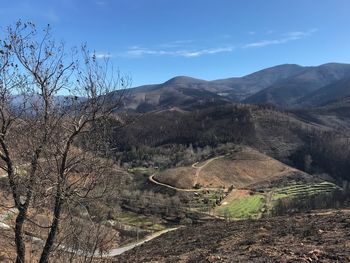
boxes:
[123,46,234,58]
[94,52,113,59]
[158,39,195,48]
[181,47,235,57]
[244,29,318,48]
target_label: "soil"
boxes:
[114,209,350,263]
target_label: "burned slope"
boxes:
[101,102,350,183]
[114,210,350,263]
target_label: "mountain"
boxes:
[298,77,350,107]
[123,76,230,112]
[121,64,308,112]
[115,62,350,112]
[211,64,305,100]
[244,63,350,108]
[8,63,350,113]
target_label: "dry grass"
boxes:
[198,148,294,188]
[155,167,197,189]
[155,147,297,189]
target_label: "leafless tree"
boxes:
[0,21,129,263]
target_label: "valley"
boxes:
[1,1,350,261]
[1,22,350,262]
[2,91,350,262]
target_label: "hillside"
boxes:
[298,77,350,107]
[210,64,306,100]
[154,147,302,189]
[244,63,350,108]
[292,96,350,129]
[115,210,350,263]
[110,102,350,182]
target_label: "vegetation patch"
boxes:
[272,182,339,200]
[216,193,265,219]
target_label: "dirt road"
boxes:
[149,155,227,192]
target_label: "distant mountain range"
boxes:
[245,63,350,107]
[119,63,350,112]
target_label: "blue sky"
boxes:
[0,0,349,87]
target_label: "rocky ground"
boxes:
[114,210,350,263]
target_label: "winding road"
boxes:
[105,227,179,256]
[0,155,230,257]
[192,155,226,186]
[0,207,180,257]
[0,187,179,258]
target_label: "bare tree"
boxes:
[0,21,129,262]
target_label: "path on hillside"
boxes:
[0,169,181,258]
[53,227,181,257]
[192,155,227,186]
[149,154,228,192]
[149,174,219,192]
[105,227,179,256]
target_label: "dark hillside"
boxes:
[114,210,350,263]
[244,63,350,108]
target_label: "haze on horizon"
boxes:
[0,0,349,87]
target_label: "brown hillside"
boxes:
[155,147,301,189]
[198,148,296,188]
[155,167,197,189]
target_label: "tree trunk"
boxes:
[15,209,26,263]
[38,194,63,263]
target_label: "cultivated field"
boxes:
[216,190,265,219]
[272,181,339,200]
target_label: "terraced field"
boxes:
[214,181,339,220]
[272,182,339,200]
[151,148,340,221]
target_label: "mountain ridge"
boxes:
[119,62,350,112]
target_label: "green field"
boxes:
[216,194,265,219]
[115,211,166,231]
[272,182,338,200]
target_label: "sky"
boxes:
[0,0,349,87]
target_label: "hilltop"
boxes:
[154,147,303,189]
